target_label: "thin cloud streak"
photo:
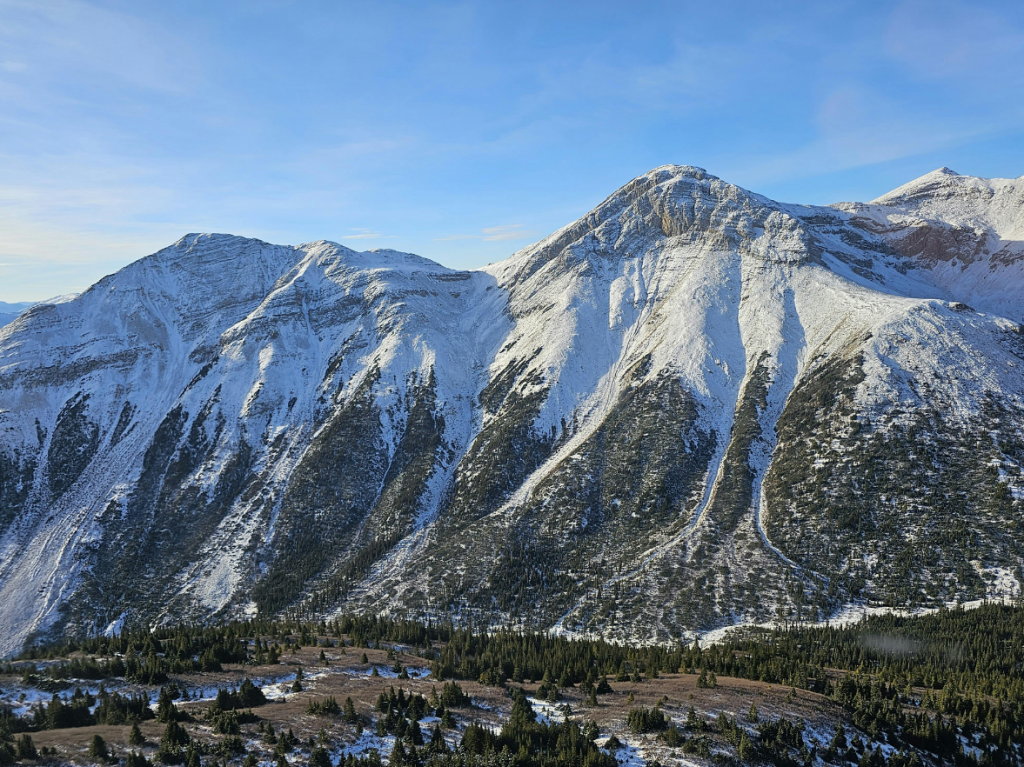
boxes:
[341,229,386,240]
[482,225,529,241]
[435,224,532,243]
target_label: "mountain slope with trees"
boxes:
[1,166,1023,653]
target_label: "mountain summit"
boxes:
[1,166,1023,655]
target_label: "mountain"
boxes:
[1,165,1023,656]
[0,301,34,329]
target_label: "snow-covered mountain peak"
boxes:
[2,164,1024,655]
[490,163,816,294]
[816,169,1024,321]
[361,247,453,271]
[862,167,963,205]
[865,167,1020,212]
[642,163,715,183]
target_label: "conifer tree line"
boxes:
[1,604,1021,765]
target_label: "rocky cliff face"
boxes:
[1,165,1023,654]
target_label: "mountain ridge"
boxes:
[1,165,1023,656]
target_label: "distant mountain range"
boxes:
[0,301,33,329]
[1,165,1023,656]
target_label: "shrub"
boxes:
[627,707,667,734]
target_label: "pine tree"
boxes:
[16,734,37,761]
[157,719,190,763]
[428,723,449,755]
[408,718,424,746]
[156,685,179,722]
[130,721,146,746]
[309,745,331,767]
[90,734,108,760]
[829,724,848,755]
[738,731,755,761]
[686,706,700,730]
[390,739,406,766]
[344,696,358,723]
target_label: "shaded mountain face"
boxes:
[1,165,1023,654]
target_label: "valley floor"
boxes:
[2,606,1021,767]
[2,650,848,766]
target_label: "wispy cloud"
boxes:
[884,0,1024,83]
[718,1,1024,192]
[0,0,201,93]
[3,1,1024,301]
[435,224,532,243]
[481,224,528,241]
[721,85,987,188]
[340,228,386,240]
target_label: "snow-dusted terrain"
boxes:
[1,165,1023,655]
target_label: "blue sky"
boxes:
[1,0,1023,302]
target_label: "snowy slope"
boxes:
[828,167,1024,322]
[1,166,1023,654]
[351,167,1024,640]
[0,235,504,653]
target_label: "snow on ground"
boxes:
[527,697,566,725]
[695,593,1021,646]
[103,613,127,637]
[1,684,61,718]
[0,663,430,726]
[336,728,393,759]
[259,673,299,700]
[597,733,704,767]
[181,684,230,704]
[343,665,431,680]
